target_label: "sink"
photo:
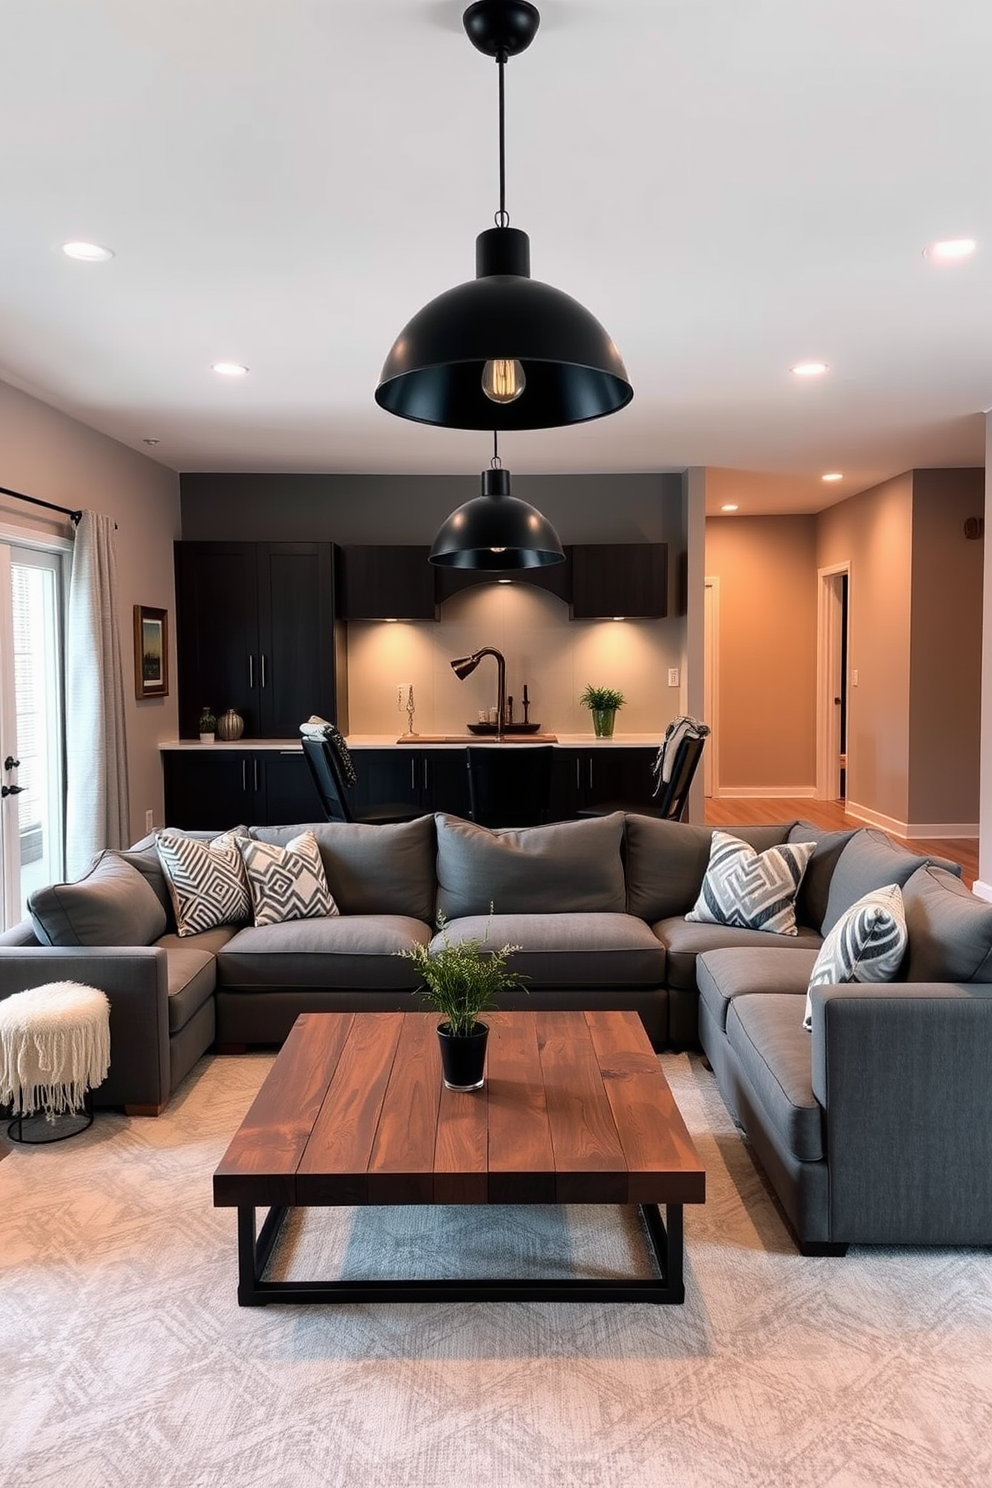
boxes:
[467,722,542,735]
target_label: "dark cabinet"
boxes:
[339,546,436,620]
[162,748,319,830]
[352,747,471,819]
[550,746,659,817]
[569,544,668,619]
[175,541,346,738]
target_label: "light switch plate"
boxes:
[668,667,680,687]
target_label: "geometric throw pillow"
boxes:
[803,883,908,1030]
[236,831,339,927]
[155,830,252,937]
[685,830,816,936]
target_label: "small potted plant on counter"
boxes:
[580,684,626,739]
[198,706,217,744]
[398,911,526,1091]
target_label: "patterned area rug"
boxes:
[2,1049,990,1488]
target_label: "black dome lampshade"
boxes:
[429,458,565,570]
[375,1,633,432]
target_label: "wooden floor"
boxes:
[704,796,979,890]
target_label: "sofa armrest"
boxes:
[0,947,171,1112]
[809,982,992,1243]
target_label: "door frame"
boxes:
[816,562,850,801]
[703,576,719,798]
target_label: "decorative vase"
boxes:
[436,1020,489,1092]
[216,708,245,741]
[199,732,215,744]
[592,707,617,739]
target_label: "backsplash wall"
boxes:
[347,584,683,737]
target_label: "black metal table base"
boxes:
[235,1200,685,1307]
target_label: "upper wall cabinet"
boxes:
[339,545,436,620]
[174,541,347,738]
[569,543,668,619]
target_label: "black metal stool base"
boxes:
[7,1091,94,1144]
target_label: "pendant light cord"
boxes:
[491,431,501,468]
[496,52,509,227]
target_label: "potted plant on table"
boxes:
[198,706,217,744]
[580,684,626,739]
[398,911,527,1091]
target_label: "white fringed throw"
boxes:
[0,982,110,1117]
[652,714,711,794]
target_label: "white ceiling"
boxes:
[1,0,990,515]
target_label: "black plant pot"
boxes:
[436,1020,489,1092]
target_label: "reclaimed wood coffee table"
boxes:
[213,1008,705,1307]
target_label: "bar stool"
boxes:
[0,982,110,1144]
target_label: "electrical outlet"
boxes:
[145,809,154,832]
[667,667,680,687]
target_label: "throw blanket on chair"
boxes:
[652,715,710,796]
[299,715,358,786]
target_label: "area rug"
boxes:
[2,1049,990,1488]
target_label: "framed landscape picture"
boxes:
[134,604,169,699]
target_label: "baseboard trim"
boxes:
[973,880,992,905]
[713,786,817,800]
[845,800,979,840]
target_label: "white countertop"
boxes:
[160,734,662,750]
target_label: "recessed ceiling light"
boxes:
[925,237,976,262]
[720,503,739,512]
[497,578,512,584]
[791,361,828,377]
[142,438,160,446]
[211,362,249,377]
[62,240,114,262]
[821,472,844,482]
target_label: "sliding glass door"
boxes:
[0,542,66,928]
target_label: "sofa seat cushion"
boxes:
[217,915,431,991]
[435,814,627,919]
[654,915,822,991]
[726,993,824,1162]
[698,946,818,1036]
[162,946,218,1035]
[437,913,666,989]
[251,818,436,922]
[623,818,793,923]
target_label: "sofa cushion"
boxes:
[28,853,167,948]
[698,946,818,1037]
[803,884,908,1030]
[122,828,249,932]
[437,912,666,989]
[160,946,218,1034]
[655,916,822,992]
[686,831,816,936]
[237,831,337,927]
[156,830,252,937]
[902,864,992,983]
[821,830,929,935]
[726,993,825,1162]
[435,813,626,919]
[251,817,436,922]
[788,822,858,933]
[623,818,793,923]
[216,915,431,990]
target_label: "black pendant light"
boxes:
[429,434,564,569]
[375,0,632,432]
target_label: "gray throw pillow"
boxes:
[624,817,793,923]
[251,815,436,921]
[821,829,929,936]
[28,852,167,947]
[435,812,626,919]
[788,822,858,932]
[902,864,992,983]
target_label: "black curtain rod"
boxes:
[0,484,82,524]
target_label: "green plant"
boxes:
[397,910,527,1035]
[579,685,626,711]
[198,706,217,732]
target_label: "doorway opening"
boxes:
[816,563,850,803]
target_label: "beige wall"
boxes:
[0,378,181,846]
[817,473,913,826]
[908,469,984,828]
[704,514,818,793]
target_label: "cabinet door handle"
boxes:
[411,759,416,791]
[575,759,580,790]
[423,759,428,791]
[253,759,259,791]
[260,654,267,688]
[588,760,593,790]
[248,655,254,688]
[242,760,247,791]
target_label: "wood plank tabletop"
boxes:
[213,1009,705,1209]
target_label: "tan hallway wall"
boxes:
[0,376,181,846]
[704,515,818,794]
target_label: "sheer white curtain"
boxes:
[65,511,130,878]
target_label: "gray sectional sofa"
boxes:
[3,809,989,1254]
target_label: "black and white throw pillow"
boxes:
[156,830,252,937]
[803,883,907,1030]
[686,830,815,936]
[237,831,339,927]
